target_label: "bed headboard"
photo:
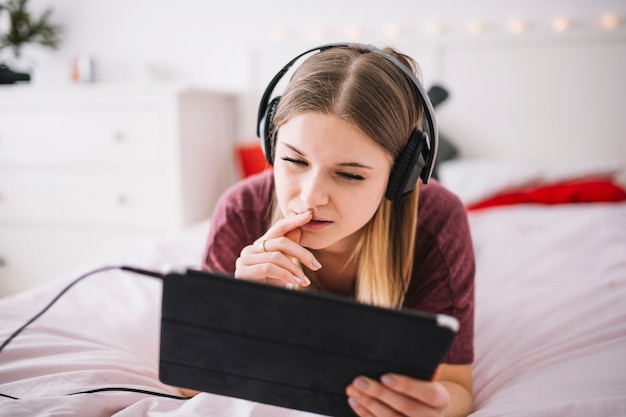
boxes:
[427,31,626,181]
[247,30,626,184]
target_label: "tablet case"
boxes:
[159,269,458,417]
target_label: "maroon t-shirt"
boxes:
[202,170,475,364]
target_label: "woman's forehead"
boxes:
[278,113,390,160]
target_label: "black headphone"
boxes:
[256,42,439,201]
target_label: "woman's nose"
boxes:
[299,171,330,208]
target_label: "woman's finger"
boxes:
[236,248,311,286]
[264,211,313,240]
[347,378,410,417]
[235,260,307,287]
[380,374,450,411]
[346,375,449,417]
[254,236,321,273]
[235,211,321,286]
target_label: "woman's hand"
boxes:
[346,373,451,417]
[235,210,321,287]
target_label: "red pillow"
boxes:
[467,180,626,211]
[236,143,272,178]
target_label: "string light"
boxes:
[601,12,620,30]
[467,21,485,35]
[425,22,444,36]
[345,25,362,41]
[273,28,291,42]
[384,23,403,39]
[271,12,623,44]
[306,27,325,42]
[552,17,570,32]
[508,19,525,34]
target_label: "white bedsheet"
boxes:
[469,203,626,416]
[1,203,625,416]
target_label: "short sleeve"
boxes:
[202,171,273,274]
[404,181,475,364]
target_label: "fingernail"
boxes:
[300,210,312,217]
[348,398,360,408]
[311,258,322,270]
[381,374,396,386]
[293,276,302,284]
[354,377,368,390]
[302,276,311,286]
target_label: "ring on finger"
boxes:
[259,239,268,253]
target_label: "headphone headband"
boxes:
[256,43,439,196]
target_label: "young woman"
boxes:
[202,43,475,417]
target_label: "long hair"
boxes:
[271,45,423,308]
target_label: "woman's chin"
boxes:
[299,234,328,251]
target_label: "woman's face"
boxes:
[273,112,393,254]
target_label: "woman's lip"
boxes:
[302,219,332,231]
[291,211,330,223]
[311,217,330,222]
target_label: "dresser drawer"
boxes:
[0,85,236,297]
[0,103,166,167]
[0,169,171,230]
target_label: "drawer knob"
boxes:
[113,131,125,142]
[0,257,6,268]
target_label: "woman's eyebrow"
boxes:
[283,143,374,170]
[337,162,374,169]
[283,143,305,156]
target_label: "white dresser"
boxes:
[0,84,237,296]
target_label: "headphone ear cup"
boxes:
[385,129,428,201]
[260,96,281,165]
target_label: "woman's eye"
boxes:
[338,172,365,181]
[280,157,307,166]
[280,157,364,181]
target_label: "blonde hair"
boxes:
[271,45,423,308]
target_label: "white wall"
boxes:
[435,32,626,177]
[4,0,626,160]
[11,0,626,89]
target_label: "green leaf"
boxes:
[0,0,63,57]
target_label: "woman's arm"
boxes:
[435,364,473,417]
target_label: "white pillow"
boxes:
[438,159,622,206]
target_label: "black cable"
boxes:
[120,265,165,279]
[68,387,191,400]
[4,388,192,401]
[0,265,163,355]
[0,265,191,402]
[1,265,117,355]
[0,264,164,354]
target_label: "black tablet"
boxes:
[159,268,458,417]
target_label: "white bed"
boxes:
[1,160,625,416]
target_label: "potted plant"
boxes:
[0,0,62,84]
